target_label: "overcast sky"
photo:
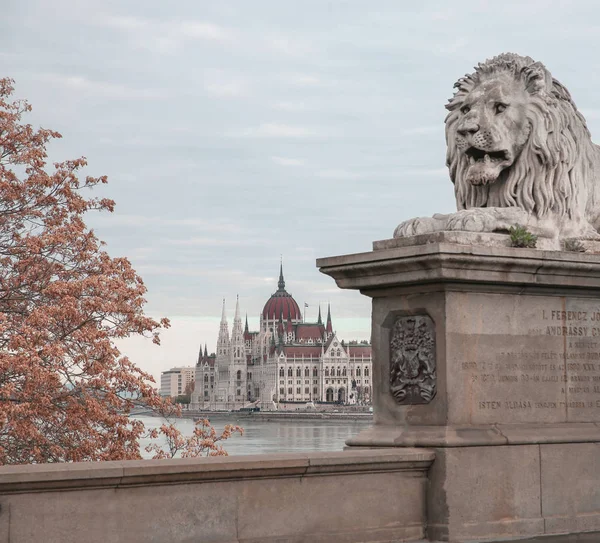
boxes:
[3,0,600,384]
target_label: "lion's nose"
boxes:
[457,123,480,136]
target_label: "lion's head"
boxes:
[446,53,594,218]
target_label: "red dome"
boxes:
[262,263,302,321]
[262,293,301,321]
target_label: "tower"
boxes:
[216,299,231,358]
[216,299,231,403]
[231,295,247,402]
[326,303,333,339]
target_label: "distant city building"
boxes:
[192,265,372,411]
[160,366,196,398]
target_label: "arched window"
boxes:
[342,367,347,377]
[280,387,284,395]
[337,367,341,377]
[304,367,310,377]
[236,370,241,380]
[364,367,369,377]
[204,374,208,383]
[337,349,341,357]
[356,367,361,377]
[296,367,301,377]
[326,388,334,402]
[325,367,329,377]
[313,368,318,377]
[279,368,284,377]
[288,368,293,377]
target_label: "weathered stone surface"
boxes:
[394,53,600,243]
[427,445,543,541]
[540,443,600,534]
[0,449,433,543]
[319,240,600,541]
[320,244,600,443]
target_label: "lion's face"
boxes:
[453,74,531,186]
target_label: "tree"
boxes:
[146,419,243,459]
[0,78,241,463]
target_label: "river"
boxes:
[136,415,372,457]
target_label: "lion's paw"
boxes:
[394,216,442,238]
[446,209,499,233]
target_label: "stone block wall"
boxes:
[0,449,433,543]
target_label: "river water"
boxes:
[136,415,372,457]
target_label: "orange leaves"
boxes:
[0,80,173,464]
[145,418,244,459]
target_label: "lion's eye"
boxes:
[461,106,471,114]
[495,103,507,114]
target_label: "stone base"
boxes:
[426,442,600,542]
[318,237,600,542]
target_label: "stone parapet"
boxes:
[0,449,433,543]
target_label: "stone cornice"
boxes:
[317,233,600,296]
[0,449,434,494]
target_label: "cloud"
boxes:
[264,35,314,57]
[90,214,243,233]
[96,16,234,54]
[238,123,320,138]
[271,156,304,166]
[285,73,321,86]
[203,71,248,98]
[179,21,231,41]
[316,169,363,180]
[34,73,164,100]
[163,237,271,248]
[272,101,309,112]
[401,167,447,176]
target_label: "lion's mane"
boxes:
[445,53,598,221]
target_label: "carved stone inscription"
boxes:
[390,315,436,404]
[452,295,600,424]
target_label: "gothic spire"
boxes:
[244,313,249,333]
[204,343,208,358]
[234,294,241,322]
[326,303,333,334]
[277,258,285,291]
[220,298,227,324]
[317,305,322,325]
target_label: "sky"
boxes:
[3,0,600,384]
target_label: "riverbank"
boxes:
[180,410,373,422]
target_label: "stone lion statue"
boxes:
[395,53,600,241]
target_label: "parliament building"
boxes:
[191,265,372,411]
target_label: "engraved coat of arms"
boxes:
[390,315,436,404]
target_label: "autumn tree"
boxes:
[0,78,240,463]
[147,419,243,459]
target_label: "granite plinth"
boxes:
[318,233,600,444]
[318,233,600,541]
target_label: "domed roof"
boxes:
[262,264,302,322]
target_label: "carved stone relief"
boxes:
[390,315,436,404]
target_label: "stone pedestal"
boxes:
[318,232,600,542]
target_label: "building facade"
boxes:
[192,265,372,411]
[159,366,196,398]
